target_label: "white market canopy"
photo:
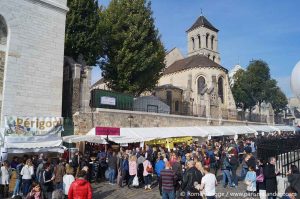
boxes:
[62,125,299,144]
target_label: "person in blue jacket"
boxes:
[155,156,165,195]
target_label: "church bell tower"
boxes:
[187,15,220,64]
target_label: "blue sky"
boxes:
[93,0,300,97]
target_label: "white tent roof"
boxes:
[62,125,298,144]
[4,134,63,153]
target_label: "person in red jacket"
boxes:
[68,170,92,199]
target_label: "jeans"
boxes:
[240,167,248,181]
[222,169,232,187]
[13,179,22,195]
[22,179,32,196]
[108,167,116,183]
[144,174,152,186]
[231,169,238,186]
[162,189,175,199]
[55,181,63,190]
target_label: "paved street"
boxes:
[92,169,251,199]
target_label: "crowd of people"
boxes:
[0,134,299,199]
[0,153,92,199]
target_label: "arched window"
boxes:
[208,54,210,59]
[218,77,224,103]
[197,76,206,95]
[0,15,8,115]
[191,37,195,50]
[175,101,179,112]
[211,35,214,50]
[198,35,201,49]
[206,33,209,48]
[213,56,216,62]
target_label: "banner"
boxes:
[95,127,120,136]
[4,116,63,136]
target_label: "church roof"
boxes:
[163,54,228,75]
[187,15,219,32]
[91,77,105,88]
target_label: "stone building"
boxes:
[0,0,68,125]
[157,15,237,120]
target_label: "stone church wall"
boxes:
[73,109,266,135]
[0,0,68,125]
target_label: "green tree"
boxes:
[231,59,288,117]
[100,0,165,96]
[65,0,102,66]
[270,87,288,116]
[231,69,256,111]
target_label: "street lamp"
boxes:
[128,115,134,128]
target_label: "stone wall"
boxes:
[73,108,266,135]
[0,0,68,125]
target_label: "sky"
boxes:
[93,0,300,98]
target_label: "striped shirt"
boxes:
[160,169,176,192]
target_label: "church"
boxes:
[91,15,238,120]
[154,15,237,119]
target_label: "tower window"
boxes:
[211,35,215,50]
[213,56,216,62]
[206,33,209,48]
[198,35,201,49]
[191,37,195,50]
[218,76,224,103]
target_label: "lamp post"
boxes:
[128,115,134,128]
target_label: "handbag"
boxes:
[256,167,264,182]
[244,180,251,186]
[132,175,139,187]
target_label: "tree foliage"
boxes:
[65,0,102,66]
[99,0,166,96]
[231,60,288,115]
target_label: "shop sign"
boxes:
[95,127,120,136]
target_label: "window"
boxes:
[166,90,172,109]
[213,56,216,62]
[175,101,179,112]
[206,33,209,48]
[197,76,206,95]
[218,77,224,103]
[198,35,201,49]
[211,35,215,50]
[191,37,195,50]
[208,54,210,59]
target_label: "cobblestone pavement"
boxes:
[92,169,254,199]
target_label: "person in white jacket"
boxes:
[63,164,75,197]
[20,159,34,196]
[0,160,10,198]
